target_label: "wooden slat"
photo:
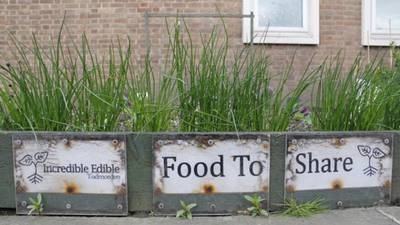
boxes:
[391,132,400,205]
[269,133,286,211]
[0,132,15,208]
[127,133,153,211]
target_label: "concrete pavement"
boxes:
[1,207,400,225]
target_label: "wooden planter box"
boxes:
[0,131,399,216]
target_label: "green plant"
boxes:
[126,54,177,132]
[281,198,327,217]
[0,19,177,133]
[289,104,312,131]
[381,44,400,130]
[244,194,268,217]
[176,200,197,219]
[2,16,400,133]
[311,53,397,131]
[0,22,130,132]
[27,193,43,215]
[169,20,316,132]
[0,28,77,131]
[0,111,3,128]
[71,35,130,131]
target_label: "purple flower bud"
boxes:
[300,106,310,116]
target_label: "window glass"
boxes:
[257,0,303,28]
[243,0,319,44]
[376,0,400,30]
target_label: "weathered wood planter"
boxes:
[0,131,399,216]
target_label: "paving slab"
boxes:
[0,207,399,225]
[376,207,400,224]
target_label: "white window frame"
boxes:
[362,0,400,46]
[243,0,319,45]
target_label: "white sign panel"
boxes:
[286,137,392,191]
[14,138,127,195]
[154,138,269,194]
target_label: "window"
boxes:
[363,0,400,46]
[243,0,319,45]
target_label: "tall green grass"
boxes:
[71,35,130,131]
[126,54,177,132]
[169,21,316,132]
[381,47,400,130]
[0,31,78,131]
[1,19,400,132]
[311,54,398,131]
[0,29,130,131]
[0,25,178,132]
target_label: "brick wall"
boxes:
[0,0,389,85]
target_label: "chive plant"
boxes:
[126,54,178,132]
[381,47,400,130]
[311,54,397,131]
[1,19,399,132]
[72,35,130,131]
[169,20,316,132]
[0,29,130,131]
[0,31,78,131]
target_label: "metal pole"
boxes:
[146,13,253,18]
[144,11,150,55]
[250,11,254,45]
[143,12,254,49]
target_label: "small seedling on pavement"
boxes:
[27,193,43,215]
[282,198,327,217]
[244,194,268,217]
[176,201,197,219]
